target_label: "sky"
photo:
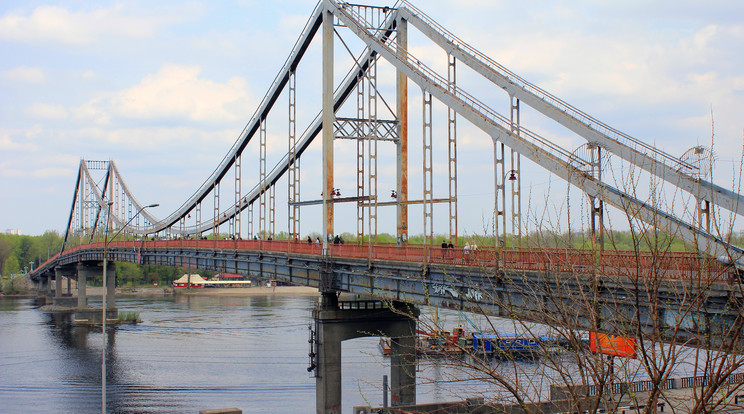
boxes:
[1,0,743,239]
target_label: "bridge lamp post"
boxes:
[101,201,158,414]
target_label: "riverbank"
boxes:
[3,285,320,298]
[173,286,318,297]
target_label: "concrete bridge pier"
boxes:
[72,262,117,323]
[34,274,51,306]
[105,262,116,310]
[76,262,90,308]
[52,266,77,307]
[313,293,419,414]
[55,268,63,298]
[37,275,49,296]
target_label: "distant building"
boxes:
[172,274,207,288]
[5,229,21,235]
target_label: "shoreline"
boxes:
[171,286,319,297]
[2,285,320,298]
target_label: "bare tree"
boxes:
[371,162,744,414]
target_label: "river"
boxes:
[0,294,503,413]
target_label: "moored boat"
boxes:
[379,327,468,357]
[472,333,540,358]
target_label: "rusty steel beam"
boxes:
[396,15,408,245]
[322,8,335,248]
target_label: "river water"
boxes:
[0,294,504,414]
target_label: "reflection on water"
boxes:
[1,295,553,413]
[2,295,396,413]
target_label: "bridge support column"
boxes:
[37,275,49,298]
[390,328,417,406]
[54,267,63,299]
[105,262,116,309]
[52,266,77,307]
[76,262,91,308]
[313,294,418,414]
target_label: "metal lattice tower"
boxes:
[55,0,744,265]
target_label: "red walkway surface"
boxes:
[47,239,738,282]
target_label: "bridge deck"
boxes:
[36,239,736,283]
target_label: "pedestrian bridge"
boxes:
[22,0,744,410]
[32,239,742,348]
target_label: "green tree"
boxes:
[116,262,143,287]
[0,237,12,274]
[3,255,20,275]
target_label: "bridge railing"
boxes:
[41,239,738,283]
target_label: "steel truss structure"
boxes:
[62,0,744,261]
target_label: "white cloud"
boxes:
[100,64,254,124]
[0,166,71,179]
[0,134,38,152]
[71,98,112,126]
[26,103,67,120]
[2,66,45,83]
[0,4,196,45]
[69,125,237,153]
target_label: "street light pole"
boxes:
[102,201,158,414]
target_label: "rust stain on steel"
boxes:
[396,16,408,245]
[400,85,408,235]
[397,66,408,241]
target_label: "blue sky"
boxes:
[1,0,743,238]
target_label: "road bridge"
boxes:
[26,1,744,412]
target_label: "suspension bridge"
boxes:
[26,1,744,412]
